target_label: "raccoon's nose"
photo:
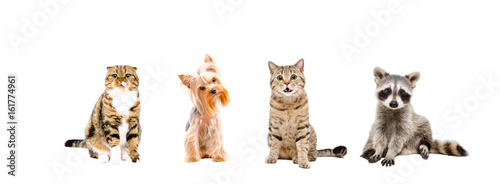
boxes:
[390,101,398,108]
[210,89,217,94]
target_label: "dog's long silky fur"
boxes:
[178,54,230,162]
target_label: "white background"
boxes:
[1,0,500,183]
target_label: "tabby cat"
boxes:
[65,65,141,163]
[265,59,347,169]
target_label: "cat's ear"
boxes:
[205,54,214,63]
[268,61,278,74]
[374,67,388,85]
[294,59,304,73]
[405,71,420,88]
[106,66,114,70]
[178,74,193,88]
[131,66,137,70]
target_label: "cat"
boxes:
[65,65,141,163]
[265,59,347,169]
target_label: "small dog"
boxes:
[178,54,230,162]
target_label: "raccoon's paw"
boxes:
[419,145,429,160]
[98,154,110,163]
[265,156,278,164]
[333,146,347,157]
[361,148,375,160]
[381,158,395,167]
[368,154,382,163]
[298,160,311,169]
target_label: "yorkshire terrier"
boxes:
[178,54,230,162]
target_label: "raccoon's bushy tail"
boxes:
[317,146,347,158]
[65,139,87,148]
[430,140,468,157]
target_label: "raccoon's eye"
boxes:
[399,89,407,96]
[277,75,283,81]
[291,74,297,80]
[112,74,118,78]
[125,74,131,78]
[200,86,206,91]
[383,88,391,94]
[212,78,216,83]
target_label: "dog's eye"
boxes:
[399,89,407,96]
[277,75,283,81]
[112,74,118,78]
[212,78,216,83]
[125,74,131,78]
[383,88,391,94]
[200,87,206,91]
[291,74,297,80]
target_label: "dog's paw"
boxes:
[381,158,395,167]
[212,157,227,162]
[265,156,277,164]
[298,161,311,169]
[185,156,200,163]
[368,154,382,163]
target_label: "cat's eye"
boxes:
[200,86,206,90]
[383,88,391,94]
[125,74,131,78]
[212,78,216,83]
[277,75,283,81]
[399,89,407,96]
[112,74,118,78]
[291,74,297,80]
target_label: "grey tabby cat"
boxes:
[265,59,347,169]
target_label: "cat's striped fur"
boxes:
[65,65,141,163]
[265,59,347,169]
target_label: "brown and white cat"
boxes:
[265,59,347,169]
[65,65,141,163]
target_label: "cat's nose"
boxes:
[211,89,217,94]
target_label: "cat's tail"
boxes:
[317,146,347,158]
[430,140,468,157]
[64,139,87,148]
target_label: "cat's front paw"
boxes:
[298,161,311,169]
[98,154,110,163]
[381,158,395,167]
[292,157,298,164]
[265,156,277,164]
[130,153,140,163]
[368,154,382,163]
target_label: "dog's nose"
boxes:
[389,101,398,108]
[211,89,217,94]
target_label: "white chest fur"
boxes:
[107,86,138,115]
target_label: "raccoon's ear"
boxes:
[178,74,194,88]
[294,59,304,73]
[204,54,214,63]
[268,61,278,74]
[373,67,388,85]
[406,71,420,88]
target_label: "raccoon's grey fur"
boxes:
[361,67,468,167]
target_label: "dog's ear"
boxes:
[268,61,278,74]
[178,74,193,88]
[204,54,214,63]
[294,58,304,73]
[373,67,388,85]
[406,71,420,88]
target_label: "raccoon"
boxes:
[361,67,468,167]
